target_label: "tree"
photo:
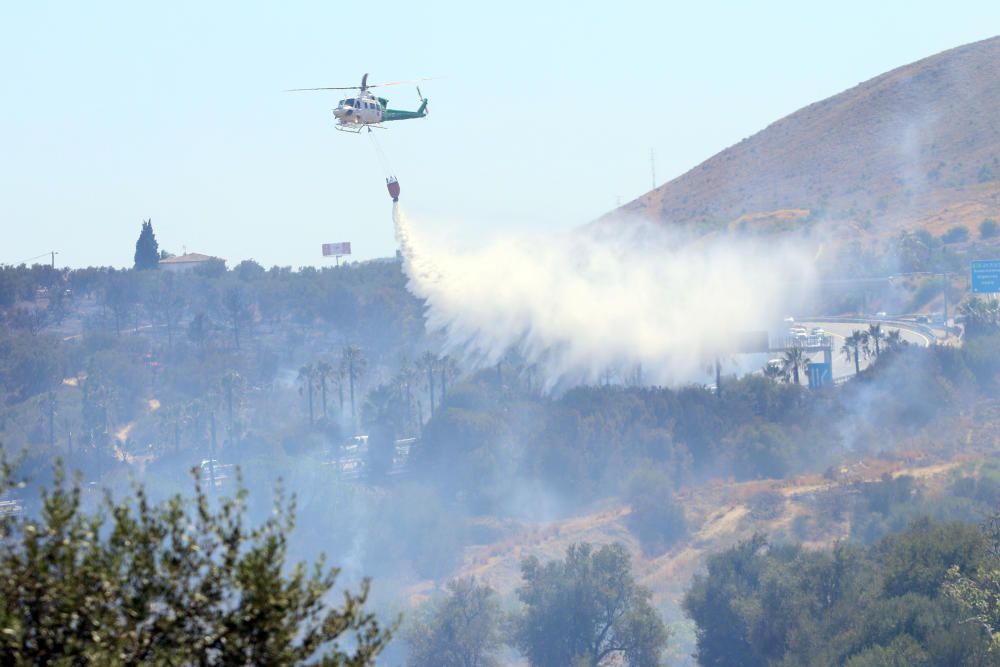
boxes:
[133,219,160,270]
[342,345,367,426]
[886,328,907,352]
[316,360,334,420]
[513,542,669,667]
[406,578,503,667]
[781,347,809,386]
[418,352,438,418]
[298,363,316,426]
[0,460,392,664]
[842,330,868,375]
[625,468,686,555]
[222,286,250,350]
[941,225,970,244]
[945,512,1000,649]
[981,218,1000,240]
[867,322,884,357]
[762,361,787,382]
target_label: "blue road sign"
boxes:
[807,362,832,390]
[971,260,1000,293]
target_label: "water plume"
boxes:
[394,204,817,388]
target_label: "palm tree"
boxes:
[342,345,366,425]
[395,360,418,434]
[438,355,459,402]
[418,352,438,418]
[219,370,244,449]
[867,322,884,357]
[297,363,316,426]
[842,331,866,375]
[315,360,334,420]
[763,361,787,382]
[782,347,810,386]
[885,329,906,351]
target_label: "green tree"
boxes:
[406,578,503,667]
[941,225,971,244]
[625,468,687,555]
[418,351,438,418]
[981,218,1000,239]
[0,461,392,664]
[842,330,868,375]
[316,360,335,420]
[762,360,787,382]
[343,345,367,427]
[781,347,809,385]
[886,328,906,351]
[513,542,669,667]
[298,363,317,426]
[867,322,884,357]
[133,219,160,270]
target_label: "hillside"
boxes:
[612,36,1000,243]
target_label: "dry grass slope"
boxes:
[610,36,1000,243]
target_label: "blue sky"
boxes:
[2,1,999,268]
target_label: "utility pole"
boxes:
[50,250,58,268]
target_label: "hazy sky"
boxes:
[3,1,999,268]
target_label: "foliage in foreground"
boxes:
[0,459,391,665]
[513,542,669,667]
[405,578,504,667]
[684,520,999,666]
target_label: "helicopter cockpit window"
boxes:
[345,98,355,107]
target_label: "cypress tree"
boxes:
[134,219,160,270]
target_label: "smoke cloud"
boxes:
[394,205,818,389]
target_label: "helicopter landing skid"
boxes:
[334,123,386,133]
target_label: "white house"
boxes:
[158,253,225,273]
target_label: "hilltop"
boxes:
[611,36,1000,244]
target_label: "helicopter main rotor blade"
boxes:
[368,76,439,88]
[285,86,361,92]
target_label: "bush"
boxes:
[625,467,687,555]
[941,226,970,244]
[981,218,1000,239]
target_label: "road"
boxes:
[798,320,934,380]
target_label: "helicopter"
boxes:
[288,73,430,133]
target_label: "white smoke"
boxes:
[394,205,818,389]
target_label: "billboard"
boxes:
[971,260,1000,293]
[322,242,352,257]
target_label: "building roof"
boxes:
[159,253,222,264]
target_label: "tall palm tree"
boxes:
[418,352,438,418]
[315,360,334,420]
[438,355,459,402]
[342,345,366,425]
[867,322,884,357]
[782,347,810,386]
[886,329,905,351]
[842,331,866,375]
[297,363,316,426]
[395,360,418,434]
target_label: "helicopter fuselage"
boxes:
[333,93,385,126]
[332,92,427,130]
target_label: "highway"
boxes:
[797,319,935,380]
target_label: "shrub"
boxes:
[941,225,969,243]
[941,226,970,244]
[981,218,1000,239]
[625,467,687,555]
